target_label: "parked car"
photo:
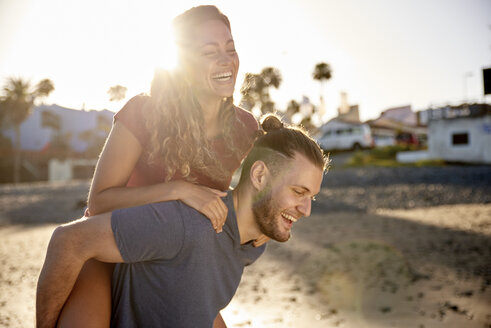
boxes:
[395,132,419,146]
[373,134,396,147]
[316,121,374,151]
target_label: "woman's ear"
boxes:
[250,160,270,191]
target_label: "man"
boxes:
[36,115,328,327]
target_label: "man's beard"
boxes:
[251,184,291,242]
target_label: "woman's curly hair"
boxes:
[142,6,244,184]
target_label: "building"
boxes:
[2,104,113,152]
[1,104,114,182]
[368,105,427,147]
[421,103,491,164]
[337,92,360,123]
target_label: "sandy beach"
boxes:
[0,165,490,327]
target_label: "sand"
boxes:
[0,177,490,327]
[221,204,491,327]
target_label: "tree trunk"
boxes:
[319,80,326,118]
[13,124,21,183]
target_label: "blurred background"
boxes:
[0,0,490,327]
[0,0,490,182]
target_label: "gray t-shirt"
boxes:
[110,192,266,327]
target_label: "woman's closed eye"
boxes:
[202,51,217,57]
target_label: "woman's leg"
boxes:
[57,260,115,328]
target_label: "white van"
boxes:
[316,120,373,151]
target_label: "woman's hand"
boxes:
[175,181,228,233]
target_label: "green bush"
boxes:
[348,151,370,166]
[370,145,411,160]
[346,145,440,168]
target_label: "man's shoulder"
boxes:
[112,200,187,236]
[170,201,215,233]
[111,200,187,262]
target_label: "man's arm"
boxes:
[36,213,123,328]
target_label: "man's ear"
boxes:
[250,160,270,190]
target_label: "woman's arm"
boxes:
[87,121,228,231]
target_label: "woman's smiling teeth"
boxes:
[281,212,297,223]
[212,71,232,81]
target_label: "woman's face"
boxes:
[185,19,239,100]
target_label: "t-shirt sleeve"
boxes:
[236,106,259,134]
[111,202,185,263]
[113,95,150,146]
[234,106,260,150]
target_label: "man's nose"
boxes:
[298,198,312,217]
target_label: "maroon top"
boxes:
[114,95,259,191]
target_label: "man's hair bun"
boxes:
[260,114,284,132]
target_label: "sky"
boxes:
[0,0,490,122]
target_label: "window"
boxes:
[337,128,352,135]
[452,132,469,145]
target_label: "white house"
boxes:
[398,103,491,164]
[426,104,491,164]
[2,104,114,152]
[1,104,115,181]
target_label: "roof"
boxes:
[373,105,417,126]
[422,103,491,122]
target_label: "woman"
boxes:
[56,6,265,327]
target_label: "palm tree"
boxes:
[0,77,54,183]
[312,62,332,117]
[260,67,282,89]
[239,73,263,110]
[284,99,300,123]
[107,85,127,102]
[41,110,61,132]
[36,79,56,97]
[41,110,72,157]
[240,67,282,114]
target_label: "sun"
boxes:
[142,17,179,72]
